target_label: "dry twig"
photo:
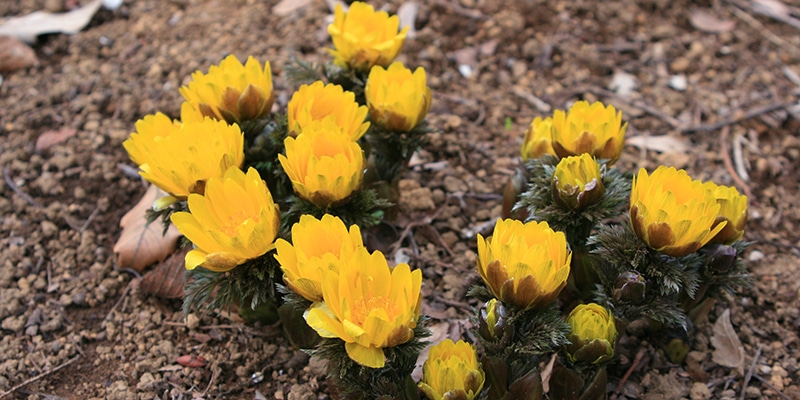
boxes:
[616,348,647,394]
[0,355,80,399]
[3,166,40,208]
[728,1,800,56]
[740,343,763,400]
[720,126,755,204]
[682,102,789,133]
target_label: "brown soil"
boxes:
[1,0,799,399]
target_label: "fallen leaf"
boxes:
[0,35,39,72]
[176,354,207,368]
[751,0,791,21]
[140,247,187,299]
[689,9,736,33]
[113,185,181,272]
[272,0,312,16]
[0,0,103,44]
[411,320,452,382]
[626,135,691,153]
[35,128,77,152]
[398,2,419,39]
[710,308,745,372]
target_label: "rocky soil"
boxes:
[1,0,799,399]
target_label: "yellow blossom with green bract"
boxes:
[566,303,617,364]
[170,167,280,272]
[122,113,244,199]
[520,116,555,160]
[287,81,369,140]
[365,62,431,132]
[705,183,748,244]
[477,219,571,310]
[304,247,422,368]
[630,166,726,257]
[328,2,408,71]
[418,339,485,400]
[278,120,365,208]
[179,55,274,124]
[275,214,364,302]
[551,101,627,164]
[552,154,605,210]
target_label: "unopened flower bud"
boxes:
[701,244,737,273]
[551,154,605,211]
[478,299,508,341]
[565,303,617,364]
[612,271,646,303]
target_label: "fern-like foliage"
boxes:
[309,317,431,400]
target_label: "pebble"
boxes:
[669,74,688,91]
[136,372,156,391]
[185,313,200,330]
[689,382,711,400]
[748,250,764,262]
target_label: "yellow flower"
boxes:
[365,62,431,132]
[419,339,485,400]
[552,154,605,210]
[287,81,369,140]
[170,167,280,272]
[706,183,748,244]
[305,247,422,368]
[278,120,365,208]
[520,116,555,160]
[477,219,571,310]
[180,55,274,124]
[275,214,364,302]
[630,166,726,257]
[122,113,244,199]
[551,101,627,164]
[566,303,617,364]
[327,2,408,71]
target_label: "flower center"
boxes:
[350,296,399,325]
[220,211,258,237]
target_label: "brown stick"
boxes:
[0,355,80,399]
[682,102,788,133]
[740,343,763,400]
[615,348,646,394]
[720,126,756,204]
[3,166,40,208]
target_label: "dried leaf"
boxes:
[626,135,691,153]
[113,185,181,272]
[710,308,745,371]
[689,9,736,33]
[0,0,102,44]
[411,321,452,382]
[398,2,419,39]
[0,35,39,72]
[140,247,187,299]
[272,0,312,16]
[35,128,77,152]
[176,354,207,368]
[752,0,791,21]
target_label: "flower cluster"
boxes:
[276,214,422,369]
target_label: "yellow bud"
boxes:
[566,303,617,364]
[552,154,605,210]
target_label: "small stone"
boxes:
[185,313,200,330]
[41,315,62,332]
[748,250,764,262]
[690,382,711,400]
[41,221,58,238]
[2,315,25,331]
[669,74,688,91]
[136,372,156,391]
[72,291,87,306]
[443,176,467,193]
[745,386,761,399]
[670,57,691,72]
